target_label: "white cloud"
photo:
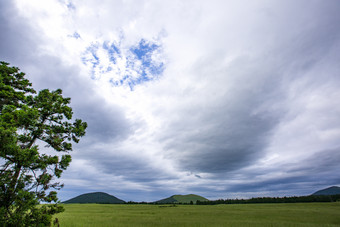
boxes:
[2,0,340,201]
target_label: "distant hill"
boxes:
[63,192,125,204]
[312,186,340,196]
[155,194,209,204]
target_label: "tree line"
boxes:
[196,194,340,205]
[123,194,340,205]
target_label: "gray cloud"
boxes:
[75,98,133,143]
[85,151,174,183]
[154,0,340,178]
[288,147,340,181]
[216,146,340,198]
[158,56,285,174]
[2,0,340,202]
[0,1,41,65]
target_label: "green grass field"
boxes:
[54,202,340,226]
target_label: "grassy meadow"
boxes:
[54,202,340,226]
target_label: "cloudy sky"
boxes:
[1,0,340,202]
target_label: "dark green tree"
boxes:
[0,62,87,226]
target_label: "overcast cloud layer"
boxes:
[1,0,340,202]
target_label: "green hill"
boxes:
[155,194,208,204]
[63,192,125,204]
[312,186,340,196]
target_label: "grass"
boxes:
[54,202,340,226]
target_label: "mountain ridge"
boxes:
[312,186,340,196]
[63,192,125,204]
[155,194,209,204]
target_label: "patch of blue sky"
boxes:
[66,2,76,10]
[148,62,164,76]
[124,66,160,91]
[82,43,99,64]
[58,0,76,10]
[103,41,120,64]
[67,32,80,39]
[109,78,119,86]
[108,75,129,87]
[120,75,130,86]
[73,32,81,39]
[130,39,158,61]
[82,43,101,79]
[126,39,164,88]
[82,38,165,90]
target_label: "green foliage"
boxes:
[54,203,340,226]
[0,62,36,110]
[0,62,87,226]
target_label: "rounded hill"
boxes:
[63,192,125,204]
[155,194,208,204]
[312,186,340,196]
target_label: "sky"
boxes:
[1,0,340,202]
